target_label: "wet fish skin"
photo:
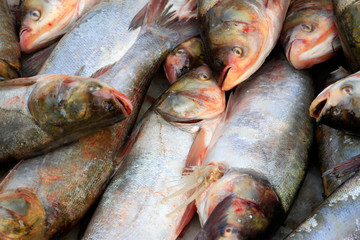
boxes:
[0,0,199,238]
[19,0,101,53]
[83,65,225,240]
[281,0,340,69]
[188,53,314,239]
[284,170,360,240]
[309,72,360,136]
[0,0,21,80]
[316,124,360,196]
[198,0,290,90]
[0,74,132,162]
[332,0,360,72]
[163,37,205,84]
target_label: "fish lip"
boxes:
[310,93,329,121]
[19,26,31,38]
[111,90,133,116]
[219,66,231,89]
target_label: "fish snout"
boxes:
[110,89,133,116]
[286,39,307,69]
[309,88,330,121]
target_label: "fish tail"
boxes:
[129,0,199,45]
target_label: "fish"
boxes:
[309,71,360,136]
[284,170,360,240]
[82,65,225,240]
[0,74,132,162]
[280,0,340,69]
[19,0,101,53]
[163,37,205,84]
[332,0,360,72]
[0,0,21,80]
[198,0,290,91]
[182,53,314,239]
[0,0,199,238]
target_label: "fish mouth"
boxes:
[218,66,231,89]
[111,90,133,116]
[310,96,328,120]
[19,26,31,38]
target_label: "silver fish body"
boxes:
[285,170,360,240]
[194,53,314,239]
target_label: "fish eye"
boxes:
[88,85,102,93]
[175,49,186,56]
[341,85,353,95]
[222,226,234,236]
[29,10,41,21]
[301,23,314,32]
[198,73,209,80]
[232,47,243,57]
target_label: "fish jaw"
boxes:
[196,169,284,239]
[0,188,46,239]
[164,52,189,84]
[309,84,331,121]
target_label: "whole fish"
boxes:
[185,53,314,239]
[0,0,21,80]
[198,0,290,90]
[284,170,360,240]
[0,74,132,162]
[19,0,101,53]
[83,65,225,240]
[332,0,360,72]
[0,0,199,238]
[280,0,340,69]
[309,71,360,135]
[163,37,205,84]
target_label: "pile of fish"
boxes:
[1,0,360,239]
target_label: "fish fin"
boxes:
[74,66,85,76]
[326,66,350,86]
[129,0,169,30]
[21,43,57,77]
[90,62,117,79]
[0,76,39,87]
[323,154,360,178]
[175,201,196,237]
[163,163,228,216]
[128,2,148,30]
[114,121,143,166]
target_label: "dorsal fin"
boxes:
[90,62,117,79]
[74,65,85,76]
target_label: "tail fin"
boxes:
[128,0,199,43]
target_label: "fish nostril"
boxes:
[103,100,115,111]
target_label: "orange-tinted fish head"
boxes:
[0,188,46,239]
[28,75,132,136]
[309,76,360,132]
[20,0,77,53]
[196,169,283,239]
[205,20,265,91]
[155,64,225,124]
[281,7,340,69]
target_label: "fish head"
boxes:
[281,7,339,69]
[196,169,283,239]
[0,188,46,239]
[205,20,265,91]
[19,0,77,53]
[309,76,360,131]
[155,64,225,124]
[164,37,205,84]
[28,75,133,135]
[201,2,267,91]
